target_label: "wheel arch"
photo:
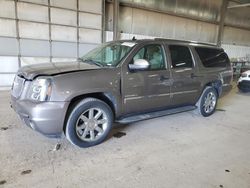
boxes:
[63,92,118,133]
[196,80,222,106]
[204,80,222,97]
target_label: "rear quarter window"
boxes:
[195,47,230,68]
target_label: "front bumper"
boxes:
[238,80,250,92]
[11,96,69,138]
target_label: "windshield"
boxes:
[80,41,136,67]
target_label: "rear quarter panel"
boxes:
[191,46,233,97]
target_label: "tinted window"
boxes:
[195,47,230,68]
[169,45,193,68]
[133,44,165,70]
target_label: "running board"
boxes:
[116,106,196,124]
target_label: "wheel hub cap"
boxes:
[75,108,108,142]
[203,92,216,113]
[88,120,96,130]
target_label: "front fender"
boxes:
[49,69,121,102]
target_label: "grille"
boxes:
[11,76,25,98]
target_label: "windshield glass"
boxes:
[80,41,136,67]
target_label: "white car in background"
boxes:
[238,70,250,92]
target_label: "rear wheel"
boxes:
[197,87,218,117]
[65,98,113,148]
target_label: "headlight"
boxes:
[28,77,53,102]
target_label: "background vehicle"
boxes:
[238,70,250,92]
[11,39,233,148]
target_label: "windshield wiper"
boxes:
[81,59,103,67]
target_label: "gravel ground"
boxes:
[0,86,250,188]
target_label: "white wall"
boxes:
[0,0,103,88]
[222,44,250,60]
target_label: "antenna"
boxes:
[132,36,136,41]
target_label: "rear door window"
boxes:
[169,45,193,68]
[195,47,230,68]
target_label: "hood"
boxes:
[17,61,100,80]
[242,70,250,75]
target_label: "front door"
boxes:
[168,45,201,106]
[122,43,172,114]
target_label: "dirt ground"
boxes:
[0,86,250,188]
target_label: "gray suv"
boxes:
[11,39,233,147]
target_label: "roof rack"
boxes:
[154,38,217,47]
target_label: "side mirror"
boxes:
[129,59,150,71]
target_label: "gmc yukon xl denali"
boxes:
[11,39,233,147]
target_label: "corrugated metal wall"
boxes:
[0,0,103,88]
[222,44,250,60]
[105,0,250,59]
[0,0,250,88]
[118,6,219,44]
[119,0,222,23]
[226,1,250,30]
[223,26,250,46]
[105,1,220,44]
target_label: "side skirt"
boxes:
[116,105,196,124]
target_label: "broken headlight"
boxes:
[28,77,53,102]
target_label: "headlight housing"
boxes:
[27,77,53,102]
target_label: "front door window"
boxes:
[133,45,166,70]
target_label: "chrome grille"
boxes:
[11,76,25,98]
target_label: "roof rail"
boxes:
[154,38,217,47]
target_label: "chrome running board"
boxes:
[117,106,196,124]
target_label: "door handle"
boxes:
[160,75,169,81]
[190,73,199,78]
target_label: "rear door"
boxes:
[121,42,172,114]
[168,45,201,106]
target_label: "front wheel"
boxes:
[197,87,218,117]
[65,98,113,148]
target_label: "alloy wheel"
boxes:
[203,92,216,114]
[75,108,108,142]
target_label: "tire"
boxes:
[65,98,113,148]
[197,87,218,117]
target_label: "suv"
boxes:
[11,39,233,147]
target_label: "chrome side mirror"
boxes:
[129,59,150,71]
